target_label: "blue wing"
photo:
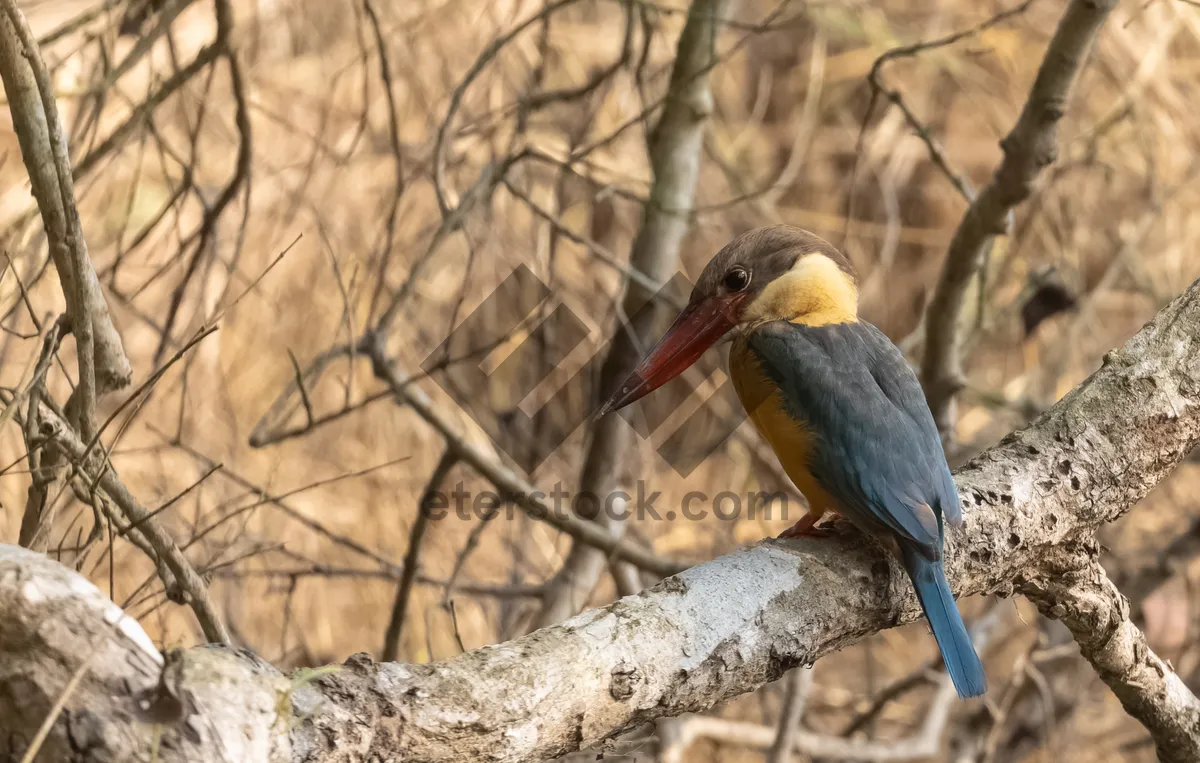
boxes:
[746,320,962,554]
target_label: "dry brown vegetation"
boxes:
[2,0,1199,760]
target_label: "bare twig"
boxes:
[839,665,938,736]
[767,667,814,763]
[866,46,986,212]
[365,338,684,576]
[90,0,195,96]
[286,349,315,427]
[152,0,252,366]
[855,0,1035,221]
[37,0,124,47]
[161,430,411,572]
[442,501,503,606]
[381,451,458,662]
[17,316,67,548]
[17,652,94,763]
[431,0,582,215]
[0,0,132,439]
[73,42,221,181]
[361,0,408,321]
[39,405,230,644]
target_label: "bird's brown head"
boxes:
[598,225,859,416]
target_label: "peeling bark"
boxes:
[2,278,1199,761]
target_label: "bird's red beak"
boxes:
[596,296,738,417]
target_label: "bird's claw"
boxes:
[777,525,832,539]
[776,515,832,539]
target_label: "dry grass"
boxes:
[2,0,1200,759]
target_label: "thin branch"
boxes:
[0,0,132,432]
[381,451,458,662]
[839,665,938,736]
[532,0,734,630]
[152,0,252,366]
[361,0,408,320]
[73,42,221,181]
[286,349,315,427]
[919,0,1116,438]
[39,405,230,644]
[218,565,545,599]
[16,651,94,763]
[431,0,582,215]
[365,338,684,577]
[17,316,67,548]
[767,667,814,763]
[159,430,410,572]
[860,2,1039,208]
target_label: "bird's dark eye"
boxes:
[723,267,750,292]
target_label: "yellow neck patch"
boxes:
[742,253,858,327]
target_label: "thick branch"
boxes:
[3,277,1198,762]
[1022,554,1200,763]
[0,545,282,763]
[919,0,1115,435]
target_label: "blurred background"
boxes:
[2,0,1199,760]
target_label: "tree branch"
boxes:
[3,275,1199,762]
[766,667,814,763]
[532,0,733,629]
[1022,553,1200,763]
[364,338,685,577]
[919,0,1115,437]
[39,402,231,645]
[380,450,458,662]
[0,0,132,434]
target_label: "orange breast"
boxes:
[729,337,842,517]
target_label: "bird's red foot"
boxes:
[777,512,830,539]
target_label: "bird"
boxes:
[596,224,987,698]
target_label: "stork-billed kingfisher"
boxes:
[598,225,987,698]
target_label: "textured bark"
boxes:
[532,0,732,628]
[0,545,286,763]
[1,278,1198,762]
[1023,555,1200,763]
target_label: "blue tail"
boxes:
[900,546,987,698]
